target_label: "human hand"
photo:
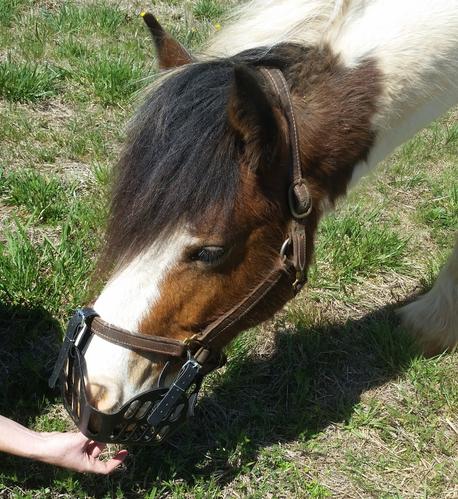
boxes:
[34,431,128,474]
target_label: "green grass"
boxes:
[0,1,457,498]
[80,54,146,105]
[0,208,101,313]
[0,0,31,26]
[0,1,151,107]
[193,0,225,21]
[44,3,126,36]
[0,60,65,102]
[0,170,75,223]
[417,172,458,247]
[312,206,408,291]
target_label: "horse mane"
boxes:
[101,45,310,272]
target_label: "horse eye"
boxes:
[191,246,226,264]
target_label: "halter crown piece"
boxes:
[49,67,312,445]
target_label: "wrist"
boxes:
[0,416,46,460]
[25,430,48,461]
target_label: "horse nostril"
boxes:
[86,379,123,413]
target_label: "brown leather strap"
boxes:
[90,262,294,364]
[194,262,295,352]
[91,317,187,358]
[261,68,312,292]
[260,68,312,216]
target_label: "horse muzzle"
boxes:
[49,308,204,445]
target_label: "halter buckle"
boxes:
[183,333,200,346]
[288,180,312,219]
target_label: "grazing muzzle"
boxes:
[49,68,313,445]
[48,308,212,445]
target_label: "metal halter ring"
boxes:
[280,238,291,261]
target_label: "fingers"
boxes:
[91,445,103,459]
[36,431,128,474]
[76,433,128,474]
[90,449,128,474]
[86,441,106,458]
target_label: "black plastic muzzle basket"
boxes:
[65,349,202,444]
[49,309,203,445]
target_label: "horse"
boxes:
[80,0,458,416]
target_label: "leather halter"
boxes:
[86,68,311,373]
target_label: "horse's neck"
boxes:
[210,0,458,183]
[333,0,458,184]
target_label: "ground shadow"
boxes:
[83,299,419,497]
[0,303,66,488]
[0,298,421,497]
[0,302,62,420]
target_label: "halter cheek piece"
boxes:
[49,68,313,445]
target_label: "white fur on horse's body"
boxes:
[400,240,458,353]
[86,0,458,409]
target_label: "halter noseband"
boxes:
[49,68,313,445]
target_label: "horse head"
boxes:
[78,15,380,424]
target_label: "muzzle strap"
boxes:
[146,358,202,426]
[49,307,97,389]
[91,317,188,358]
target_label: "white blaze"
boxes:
[84,231,195,409]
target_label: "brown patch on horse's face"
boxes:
[137,161,302,342]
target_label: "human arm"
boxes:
[0,415,127,474]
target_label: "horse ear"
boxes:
[227,65,279,156]
[141,12,193,69]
